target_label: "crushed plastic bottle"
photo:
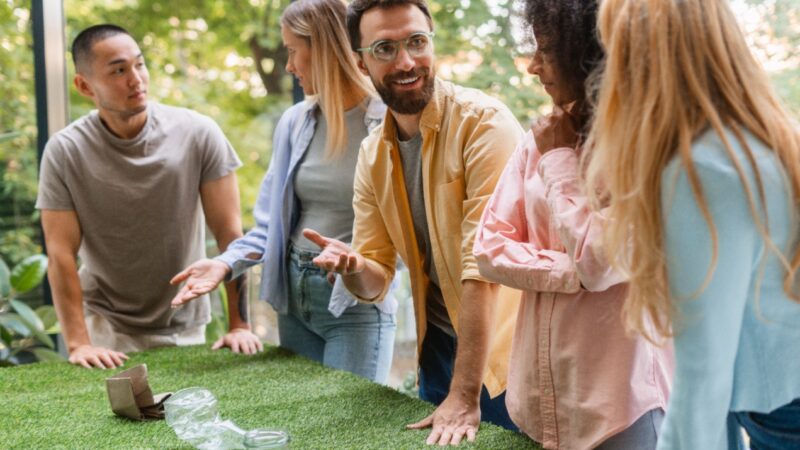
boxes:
[164,387,290,450]
[243,429,291,449]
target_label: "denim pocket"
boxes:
[737,399,800,444]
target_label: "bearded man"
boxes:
[302,0,524,445]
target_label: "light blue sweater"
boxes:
[658,127,800,449]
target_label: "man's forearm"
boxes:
[449,280,499,401]
[224,272,250,330]
[342,260,391,301]
[48,256,90,352]
[211,224,248,331]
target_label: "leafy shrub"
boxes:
[0,254,62,366]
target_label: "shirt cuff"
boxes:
[214,251,260,281]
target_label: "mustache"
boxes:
[384,67,429,84]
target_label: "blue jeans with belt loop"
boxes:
[279,244,396,384]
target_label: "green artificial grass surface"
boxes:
[0,345,540,449]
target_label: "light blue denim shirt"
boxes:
[657,127,800,450]
[215,97,396,317]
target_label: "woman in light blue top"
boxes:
[171,0,396,383]
[585,0,800,449]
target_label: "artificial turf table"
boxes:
[0,344,540,449]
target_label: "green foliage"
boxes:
[0,1,41,266]
[430,0,548,124]
[204,284,230,344]
[9,254,48,294]
[0,258,10,298]
[0,254,62,366]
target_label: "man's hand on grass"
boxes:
[212,328,263,355]
[69,344,128,369]
[407,392,480,446]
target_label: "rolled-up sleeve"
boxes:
[537,147,626,291]
[474,139,581,293]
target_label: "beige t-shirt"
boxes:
[36,102,242,335]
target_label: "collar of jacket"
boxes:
[297,95,386,131]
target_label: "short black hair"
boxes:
[71,24,133,73]
[346,0,434,51]
[524,0,603,100]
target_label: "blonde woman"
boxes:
[586,0,800,448]
[473,0,673,448]
[171,0,396,383]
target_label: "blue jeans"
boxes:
[595,408,664,450]
[733,398,800,450]
[418,322,519,431]
[279,245,396,384]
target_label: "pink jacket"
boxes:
[474,131,674,450]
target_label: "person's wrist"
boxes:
[68,342,92,353]
[215,260,233,276]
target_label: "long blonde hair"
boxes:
[585,0,800,341]
[281,0,376,159]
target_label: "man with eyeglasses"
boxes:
[301,0,524,445]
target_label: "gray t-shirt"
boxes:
[397,133,456,337]
[36,102,242,335]
[290,104,369,250]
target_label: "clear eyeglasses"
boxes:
[357,31,435,62]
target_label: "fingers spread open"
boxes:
[426,426,444,446]
[407,414,434,429]
[211,337,225,350]
[170,267,192,285]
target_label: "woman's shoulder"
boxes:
[277,100,316,128]
[691,126,775,172]
[664,126,779,181]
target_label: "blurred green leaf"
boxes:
[10,299,43,331]
[0,314,30,337]
[218,284,229,324]
[10,255,48,294]
[36,305,60,334]
[0,325,12,347]
[10,299,54,348]
[0,131,22,143]
[30,347,63,362]
[204,313,226,344]
[0,258,10,299]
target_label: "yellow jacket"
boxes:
[351,78,523,396]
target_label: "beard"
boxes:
[373,66,435,115]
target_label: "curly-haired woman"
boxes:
[473,0,673,448]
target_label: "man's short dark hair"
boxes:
[346,0,434,51]
[71,24,133,73]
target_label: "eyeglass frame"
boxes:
[356,31,435,62]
